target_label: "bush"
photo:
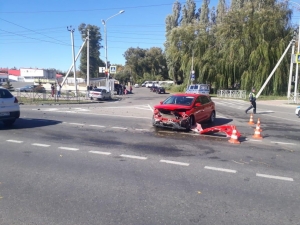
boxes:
[34,85,46,93]
[169,84,186,93]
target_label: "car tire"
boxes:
[209,111,216,123]
[3,119,16,126]
[186,115,195,131]
[298,110,300,118]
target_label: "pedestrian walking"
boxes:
[51,84,55,97]
[57,84,62,97]
[245,88,257,114]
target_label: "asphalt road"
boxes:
[0,87,300,225]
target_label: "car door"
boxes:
[193,96,206,122]
[200,95,211,121]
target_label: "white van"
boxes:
[186,84,210,95]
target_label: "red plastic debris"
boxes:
[191,123,241,138]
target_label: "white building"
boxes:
[19,68,56,82]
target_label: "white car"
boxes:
[134,84,139,88]
[89,87,111,101]
[296,106,300,118]
[0,87,20,126]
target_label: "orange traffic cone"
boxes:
[248,113,255,125]
[228,126,241,144]
[252,121,263,139]
[256,118,262,132]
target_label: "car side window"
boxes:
[0,89,13,98]
[194,96,201,105]
[200,96,210,104]
[102,90,106,93]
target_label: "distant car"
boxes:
[0,87,20,126]
[89,87,111,100]
[134,84,139,88]
[152,93,216,130]
[186,84,210,95]
[150,85,158,92]
[296,106,300,118]
[15,85,35,92]
[156,86,165,94]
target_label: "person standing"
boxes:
[245,88,257,114]
[57,84,62,97]
[51,84,55,97]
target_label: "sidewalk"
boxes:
[257,100,298,107]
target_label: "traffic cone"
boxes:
[248,113,255,125]
[252,121,263,139]
[228,126,241,144]
[256,118,262,132]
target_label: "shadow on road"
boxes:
[0,118,62,130]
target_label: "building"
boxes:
[19,68,56,82]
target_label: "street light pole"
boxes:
[102,10,125,88]
[67,26,78,97]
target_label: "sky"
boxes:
[1,0,300,72]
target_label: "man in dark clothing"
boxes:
[245,88,257,114]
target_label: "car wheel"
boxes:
[186,115,195,131]
[3,119,16,126]
[209,111,216,123]
[298,110,300,118]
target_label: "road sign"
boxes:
[110,66,117,74]
[296,53,300,64]
[99,67,105,73]
[191,74,195,79]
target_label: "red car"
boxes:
[152,93,216,130]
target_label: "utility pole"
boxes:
[67,26,78,97]
[287,37,295,98]
[87,29,90,88]
[294,22,300,103]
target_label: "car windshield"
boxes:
[93,88,104,92]
[163,96,194,106]
[0,89,13,98]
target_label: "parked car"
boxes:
[15,85,35,92]
[152,93,216,130]
[134,84,139,88]
[156,86,165,94]
[186,84,210,95]
[0,87,20,126]
[89,87,111,100]
[150,85,158,92]
[296,106,300,117]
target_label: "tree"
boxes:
[78,23,105,80]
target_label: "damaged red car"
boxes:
[152,93,216,130]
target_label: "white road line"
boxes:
[89,125,106,128]
[6,140,23,143]
[247,139,263,142]
[134,107,153,110]
[32,143,50,147]
[256,173,294,181]
[135,128,149,131]
[148,104,154,112]
[69,123,85,126]
[89,151,111,155]
[58,147,79,151]
[266,114,300,123]
[204,166,237,173]
[111,126,127,130]
[270,141,296,145]
[120,154,147,160]
[160,160,189,166]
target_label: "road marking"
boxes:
[6,140,23,143]
[69,123,85,126]
[89,151,111,155]
[32,143,50,147]
[247,139,262,142]
[120,154,147,160]
[267,114,300,123]
[148,104,154,112]
[204,166,237,173]
[160,160,189,166]
[112,126,127,130]
[256,173,294,181]
[270,141,296,145]
[89,125,106,128]
[135,128,149,131]
[59,147,79,151]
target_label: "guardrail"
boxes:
[217,90,247,99]
[14,90,89,103]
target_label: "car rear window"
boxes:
[0,89,13,98]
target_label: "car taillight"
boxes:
[14,97,18,103]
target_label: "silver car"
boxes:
[89,87,111,100]
[0,87,20,126]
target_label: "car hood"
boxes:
[154,104,192,111]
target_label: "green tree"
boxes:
[78,23,105,80]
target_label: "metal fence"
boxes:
[14,90,89,103]
[217,90,247,99]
